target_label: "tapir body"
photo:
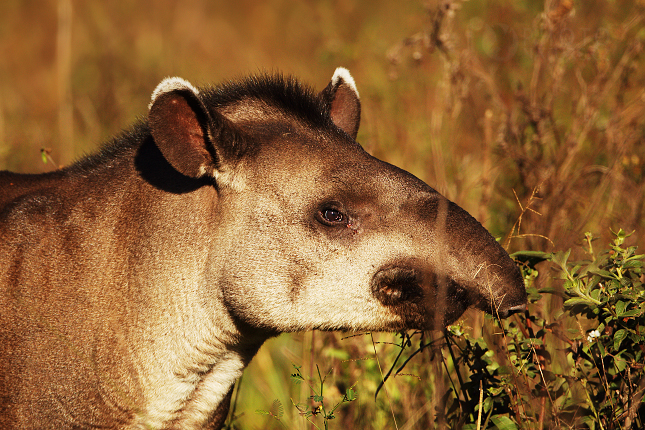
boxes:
[0,69,526,429]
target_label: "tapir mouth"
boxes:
[497,303,527,318]
[455,279,527,321]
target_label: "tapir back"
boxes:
[1,150,136,427]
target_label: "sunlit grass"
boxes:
[1,1,644,428]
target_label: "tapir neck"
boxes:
[112,160,264,427]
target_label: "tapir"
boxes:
[0,68,526,429]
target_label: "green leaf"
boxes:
[623,259,643,269]
[271,399,284,419]
[614,355,628,372]
[589,269,615,279]
[312,394,324,403]
[344,388,357,402]
[622,309,643,318]
[496,365,515,375]
[483,395,494,412]
[526,287,543,303]
[512,250,551,266]
[564,297,594,307]
[616,300,628,316]
[597,340,607,356]
[552,249,572,269]
[490,415,518,430]
[614,329,628,351]
[613,228,628,244]
[590,288,602,302]
[581,415,597,430]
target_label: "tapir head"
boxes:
[148,69,526,334]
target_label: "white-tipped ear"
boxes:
[331,67,359,99]
[319,67,361,140]
[149,77,200,110]
[148,76,246,183]
[148,77,213,178]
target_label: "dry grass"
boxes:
[1,1,644,428]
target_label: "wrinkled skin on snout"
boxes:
[0,69,526,429]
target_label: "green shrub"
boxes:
[402,229,645,429]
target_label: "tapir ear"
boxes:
[148,77,213,178]
[319,67,361,140]
[148,77,243,180]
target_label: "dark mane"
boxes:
[201,73,331,129]
[61,74,331,176]
[66,120,150,174]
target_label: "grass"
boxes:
[1,0,644,428]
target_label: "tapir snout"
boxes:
[363,178,527,330]
[428,198,527,322]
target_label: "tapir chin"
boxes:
[0,68,526,429]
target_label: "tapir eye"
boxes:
[323,208,343,222]
[317,206,346,225]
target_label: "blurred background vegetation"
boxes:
[1,0,644,428]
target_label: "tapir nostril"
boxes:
[371,266,424,306]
